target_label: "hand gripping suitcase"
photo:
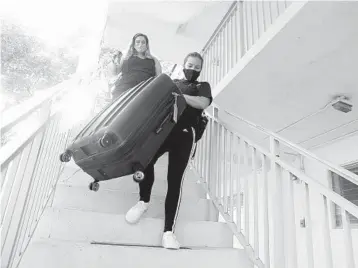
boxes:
[59,74,186,191]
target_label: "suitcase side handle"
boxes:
[156,93,179,134]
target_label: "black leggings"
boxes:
[139,127,196,232]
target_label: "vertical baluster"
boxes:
[217,125,223,205]
[199,134,204,177]
[206,120,212,182]
[322,196,333,268]
[214,117,220,201]
[202,123,207,181]
[236,137,242,231]
[229,14,234,69]
[287,173,298,268]
[251,0,257,44]
[229,132,235,221]
[342,209,355,268]
[3,136,39,268]
[210,46,214,87]
[216,33,220,85]
[270,137,285,268]
[209,42,214,87]
[244,1,251,50]
[256,0,262,38]
[18,129,61,258]
[276,0,280,17]
[214,38,219,87]
[242,1,248,53]
[261,0,267,32]
[205,119,211,186]
[201,51,206,81]
[268,0,274,25]
[1,154,22,217]
[225,19,230,74]
[224,129,229,212]
[203,51,208,81]
[303,182,314,268]
[238,0,246,57]
[243,141,250,243]
[210,110,219,199]
[248,1,254,47]
[41,121,63,206]
[1,165,9,189]
[261,153,270,268]
[252,147,259,259]
[32,119,58,226]
[220,29,225,81]
[207,48,211,86]
[13,127,50,246]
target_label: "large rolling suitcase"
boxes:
[60,74,186,191]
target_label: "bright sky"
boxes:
[1,0,108,46]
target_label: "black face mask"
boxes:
[183,69,200,82]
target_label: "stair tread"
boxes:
[52,184,218,221]
[19,239,253,268]
[34,207,233,248]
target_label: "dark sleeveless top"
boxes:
[113,55,156,95]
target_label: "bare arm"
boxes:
[108,56,125,77]
[153,57,162,76]
[183,95,211,110]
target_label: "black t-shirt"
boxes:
[114,56,156,93]
[173,79,213,132]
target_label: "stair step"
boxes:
[19,239,253,268]
[52,185,219,222]
[34,207,233,248]
[58,167,206,199]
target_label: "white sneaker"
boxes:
[125,201,149,224]
[162,231,180,250]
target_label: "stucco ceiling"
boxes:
[104,1,233,63]
[214,1,358,151]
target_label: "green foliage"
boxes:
[1,20,79,110]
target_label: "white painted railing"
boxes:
[192,105,358,268]
[200,0,292,88]
[0,77,100,268]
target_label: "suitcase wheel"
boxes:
[89,181,100,192]
[133,171,145,183]
[59,151,72,163]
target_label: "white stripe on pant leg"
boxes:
[172,127,196,232]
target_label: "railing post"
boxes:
[238,0,246,58]
[209,106,219,200]
[269,136,285,268]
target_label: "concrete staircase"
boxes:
[18,154,253,268]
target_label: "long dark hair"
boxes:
[124,33,153,59]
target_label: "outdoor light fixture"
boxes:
[331,96,353,113]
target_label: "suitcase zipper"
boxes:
[100,92,176,165]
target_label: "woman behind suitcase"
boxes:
[109,33,162,99]
[125,52,213,249]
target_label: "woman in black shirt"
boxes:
[109,33,162,99]
[125,52,213,250]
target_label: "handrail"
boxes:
[193,107,358,268]
[1,79,77,134]
[211,104,358,186]
[201,1,238,54]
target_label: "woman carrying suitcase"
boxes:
[125,52,213,249]
[109,33,162,99]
